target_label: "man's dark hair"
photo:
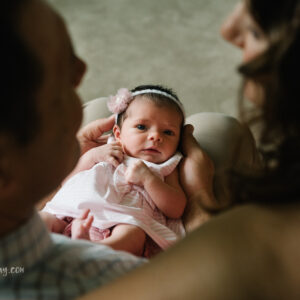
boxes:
[1,0,43,146]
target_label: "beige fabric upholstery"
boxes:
[82,97,111,126]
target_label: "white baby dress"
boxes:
[43,152,186,250]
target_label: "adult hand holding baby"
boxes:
[79,141,124,170]
[180,124,217,231]
[64,115,123,179]
[77,114,115,154]
[180,124,215,205]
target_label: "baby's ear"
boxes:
[113,124,121,141]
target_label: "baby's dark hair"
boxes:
[116,84,184,128]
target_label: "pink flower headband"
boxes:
[107,88,185,117]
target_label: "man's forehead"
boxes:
[19,0,69,60]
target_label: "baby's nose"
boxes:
[149,131,162,142]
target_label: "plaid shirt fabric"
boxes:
[0,211,146,299]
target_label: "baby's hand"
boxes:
[84,141,124,168]
[125,160,153,186]
[94,141,124,167]
[71,209,94,240]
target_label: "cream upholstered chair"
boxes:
[82,97,261,206]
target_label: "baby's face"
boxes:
[114,97,183,163]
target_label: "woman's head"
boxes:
[109,85,184,163]
[222,0,300,144]
[222,0,300,203]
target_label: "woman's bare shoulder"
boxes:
[209,202,300,250]
[209,202,300,299]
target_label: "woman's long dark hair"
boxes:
[233,0,300,204]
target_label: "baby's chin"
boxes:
[137,153,169,164]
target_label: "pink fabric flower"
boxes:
[107,88,133,114]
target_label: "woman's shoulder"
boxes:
[208,202,300,298]
[216,202,300,240]
[178,202,300,299]
[227,202,300,226]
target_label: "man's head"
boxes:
[1,0,42,145]
[0,0,86,217]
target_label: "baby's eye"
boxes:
[164,130,174,136]
[137,124,146,130]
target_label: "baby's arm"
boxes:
[66,142,124,181]
[125,161,187,219]
[39,211,68,233]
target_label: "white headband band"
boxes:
[132,89,178,103]
[132,89,184,114]
[107,88,185,122]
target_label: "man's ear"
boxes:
[0,166,18,199]
[113,124,121,141]
[0,140,19,200]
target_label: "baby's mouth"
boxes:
[142,147,161,154]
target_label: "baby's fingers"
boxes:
[79,209,90,220]
[83,215,94,229]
